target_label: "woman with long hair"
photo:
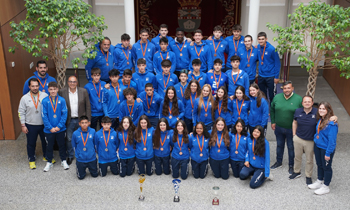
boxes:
[232,86,250,129]
[214,86,233,130]
[230,119,250,178]
[134,115,155,176]
[240,125,270,189]
[117,116,136,177]
[209,117,230,180]
[153,118,173,175]
[308,102,338,195]
[193,84,215,131]
[184,80,201,132]
[170,120,190,180]
[189,122,210,179]
[159,86,185,128]
[248,83,269,135]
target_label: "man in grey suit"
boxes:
[59,75,91,165]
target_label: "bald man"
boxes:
[58,76,91,165]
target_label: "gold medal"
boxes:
[235,151,238,154]
[83,147,86,151]
[217,149,220,153]
[179,152,183,155]
[124,148,128,151]
[160,148,164,151]
[105,148,108,152]
[143,147,147,151]
[200,153,203,157]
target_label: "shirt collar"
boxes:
[284,92,294,100]
[69,88,78,94]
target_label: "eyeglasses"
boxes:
[68,81,77,83]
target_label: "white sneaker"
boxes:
[267,173,274,181]
[43,162,53,172]
[314,184,330,195]
[308,179,323,189]
[61,160,70,170]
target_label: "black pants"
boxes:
[26,124,46,162]
[191,159,209,179]
[76,159,98,180]
[154,155,171,175]
[45,131,66,163]
[230,159,245,178]
[91,115,103,130]
[99,160,119,176]
[171,158,189,180]
[136,157,154,176]
[209,158,230,180]
[119,157,135,177]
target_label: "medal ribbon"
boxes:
[122,130,128,147]
[141,42,148,58]
[81,132,89,147]
[233,39,239,53]
[247,47,253,64]
[160,52,169,61]
[160,132,167,148]
[113,84,120,100]
[122,48,129,62]
[317,119,322,136]
[236,99,244,117]
[196,135,204,153]
[176,42,185,52]
[260,44,266,63]
[235,134,241,151]
[93,82,101,100]
[180,85,184,98]
[127,101,135,117]
[163,73,171,90]
[122,80,130,88]
[217,133,223,149]
[218,100,223,116]
[202,98,209,114]
[212,40,221,55]
[141,129,148,147]
[146,93,153,110]
[30,92,40,110]
[195,45,203,58]
[177,135,183,153]
[36,76,47,89]
[214,72,222,88]
[103,130,111,148]
[231,71,240,85]
[101,49,109,63]
[190,92,197,109]
[49,96,58,114]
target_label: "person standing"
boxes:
[58,75,91,165]
[224,24,245,72]
[132,29,156,73]
[188,29,213,73]
[169,28,190,77]
[238,35,259,84]
[113,33,134,76]
[151,24,175,52]
[153,37,177,74]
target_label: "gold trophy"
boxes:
[138,174,146,201]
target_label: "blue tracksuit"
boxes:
[189,134,210,163]
[132,40,156,73]
[230,133,250,161]
[246,138,270,178]
[153,50,177,74]
[226,70,250,96]
[113,43,134,76]
[224,35,245,69]
[169,39,190,72]
[151,34,174,52]
[170,134,190,160]
[314,120,338,156]
[42,96,68,133]
[238,46,259,81]
[135,127,155,159]
[159,100,185,128]
[193,96,213,126]
[71,127,96,163]
[248,96,269,127]
[119,100,143,125]
[206,37,228,70]
[209,130,230,160]
[95,128,119,164]
[187,72,207,88]
[184,92,198,119]
[257,42,281,79]
[214,99,233,126]
[154,130,173,157]
[188,42,213,72]
[132,71,156,96]
[84,81,106,116]
[118,79,137,90]
[206,72,228,95]
[117,129,136,159]
[155,73,179,98]
[103,84,126,118]
[231,98,250,126]
[85,43,115,82]
[138,91,163,118]
[174,82,188,103]
[23,71,56,95]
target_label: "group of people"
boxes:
[18,24,338,193]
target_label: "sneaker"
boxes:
[43,162,53,172]
[306,177,312,185]
[288,166,294,175]
[43,157,56,164]
[267,173,274,181]
[271,162,282,169]
[314,184,330,195]
[61,160,70,170]
[29,161,36,170]
[289,172,301,180]
[308,179,323,189]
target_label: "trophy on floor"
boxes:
[138,174,146,201]
[172,179,181,202]
[212,186,220,205]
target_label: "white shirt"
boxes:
[69,88,78,118]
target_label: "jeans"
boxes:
[25,124,46,162]
[314,145,335,186]
[275,125,294,166]
[66,118,79,158]
[258,76,275,103]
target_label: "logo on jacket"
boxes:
[312,115,315,118]
[89,134,93,138]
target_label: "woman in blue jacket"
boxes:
[183,80,201,132]
[214,86,233,130]
[248,83,269,135]
[231,86,250,130]
[193,84,215,131]
[308,102,338,195]
[159,86,185,128]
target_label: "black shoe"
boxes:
[271,162,282,169]
[306,177,312,185]
[66,157,74,165]
[289,172,301,180]
[288,166,293,175]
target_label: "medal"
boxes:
[160,148,164,151]
[205,114,208,117]
[179,152,183,155]
[217,134,223,154]
[143,148,147,151]
[235,151,238,154]
[164,90,166,93]
[103,129,111,153]
[261,62,263,65]
[81,131,89,152]
[93,82,101,103]
[101,49,109,66]
[141,129,148,152]
[83,147,86,151]
[252,138,257,160]
[53,114,57,118]
[146,93,153,114]
[36,76,47,93]
[160,132,167,152]
[147,110,150,113]
[141,41,148,60]
[124,148,128,151]
[214,53,217,57]
[169,116,172,119]
[160,51,169,61]
[195,45,203,60]
[162,73,171,93]
[35,110,39,114]
[180,53,183,56]
[99,99,101,102]
[105,148,108,152]
[30,92,40,114]
[316,135,319,139]
[127,102,135,117]
[118,100,120,104]
[253,156,256,160]
[212,40,220,58]
[106,63,109,66]
[247,64,250,67]
[246,47,253,68]
[236,99,244,120]
[217,149,220,153]
[177,135,184,156]
[200,153,203,157]
[176,42,185,57]
[197,135,205,158]
[49,96,58,119]
[259,44,266,66]
[113,85,121,103]
[127,62,129,65]
[202,99,210,118]
[122,131,129,152]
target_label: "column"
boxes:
[247,0,260,45]
[124,0,136,44]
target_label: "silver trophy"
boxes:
[172,179,181,202]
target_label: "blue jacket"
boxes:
[84,81,106,116]
[188,42,213,72]
[231,98,250,126]
[224,35,245,69]
[132,40,156,73]
[154,130,173,157]
[71,127,96,163]
[113,43,134,76]
[214,99,233,126]
[189,133,210,163]
[119,100,144,125]
[118,79,137,90]
[170,134,190,160]
[314,120,338,156]
[153,50,177,74]
[132,71,156,96]
[23,71,57,95]
[159,100,185,128]
[238,46,259,81]
[135,127,155,160]
[95,128,119,164]
[174,82,188,103]
[184,92,198,120]
[169,39,190,71]
[139,91,163,118]
[42,95,67,133]
[229,133,250,161]
[151,34,175,51]
[248,96,269,127]
[257,42,280,79]
[206,37,228,70]
[206,72,228,95]
[103,84,126,118]
[85,43,115,82]
[155,73,179,98]
[116,129,136,159]
[246,138,270,178]
[187,71,207,88]
[209,130,230,160]
[226,70,250,96]
[193,96,214,126]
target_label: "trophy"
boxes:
[212,186,220,205]
[172,179,181,202]
[138,174,146,201]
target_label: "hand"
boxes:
[136,98,142,103]
[104,83,110,89]
[329,116,338,122]
[128,44,132,50]
[188,71,192,75]
[21,126,29,134]
[207,36,213,41]
[207,69,213,73]
[244,161,250,167]
[271,123,276,130]
[229,95,234,100]
[325,156,330,161]
[274,79,279,84]
[50,128,57,133]
[54,127,60,132]
[190,41,194,46]
[186,37,192,42]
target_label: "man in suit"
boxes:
[58,75,91,165]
